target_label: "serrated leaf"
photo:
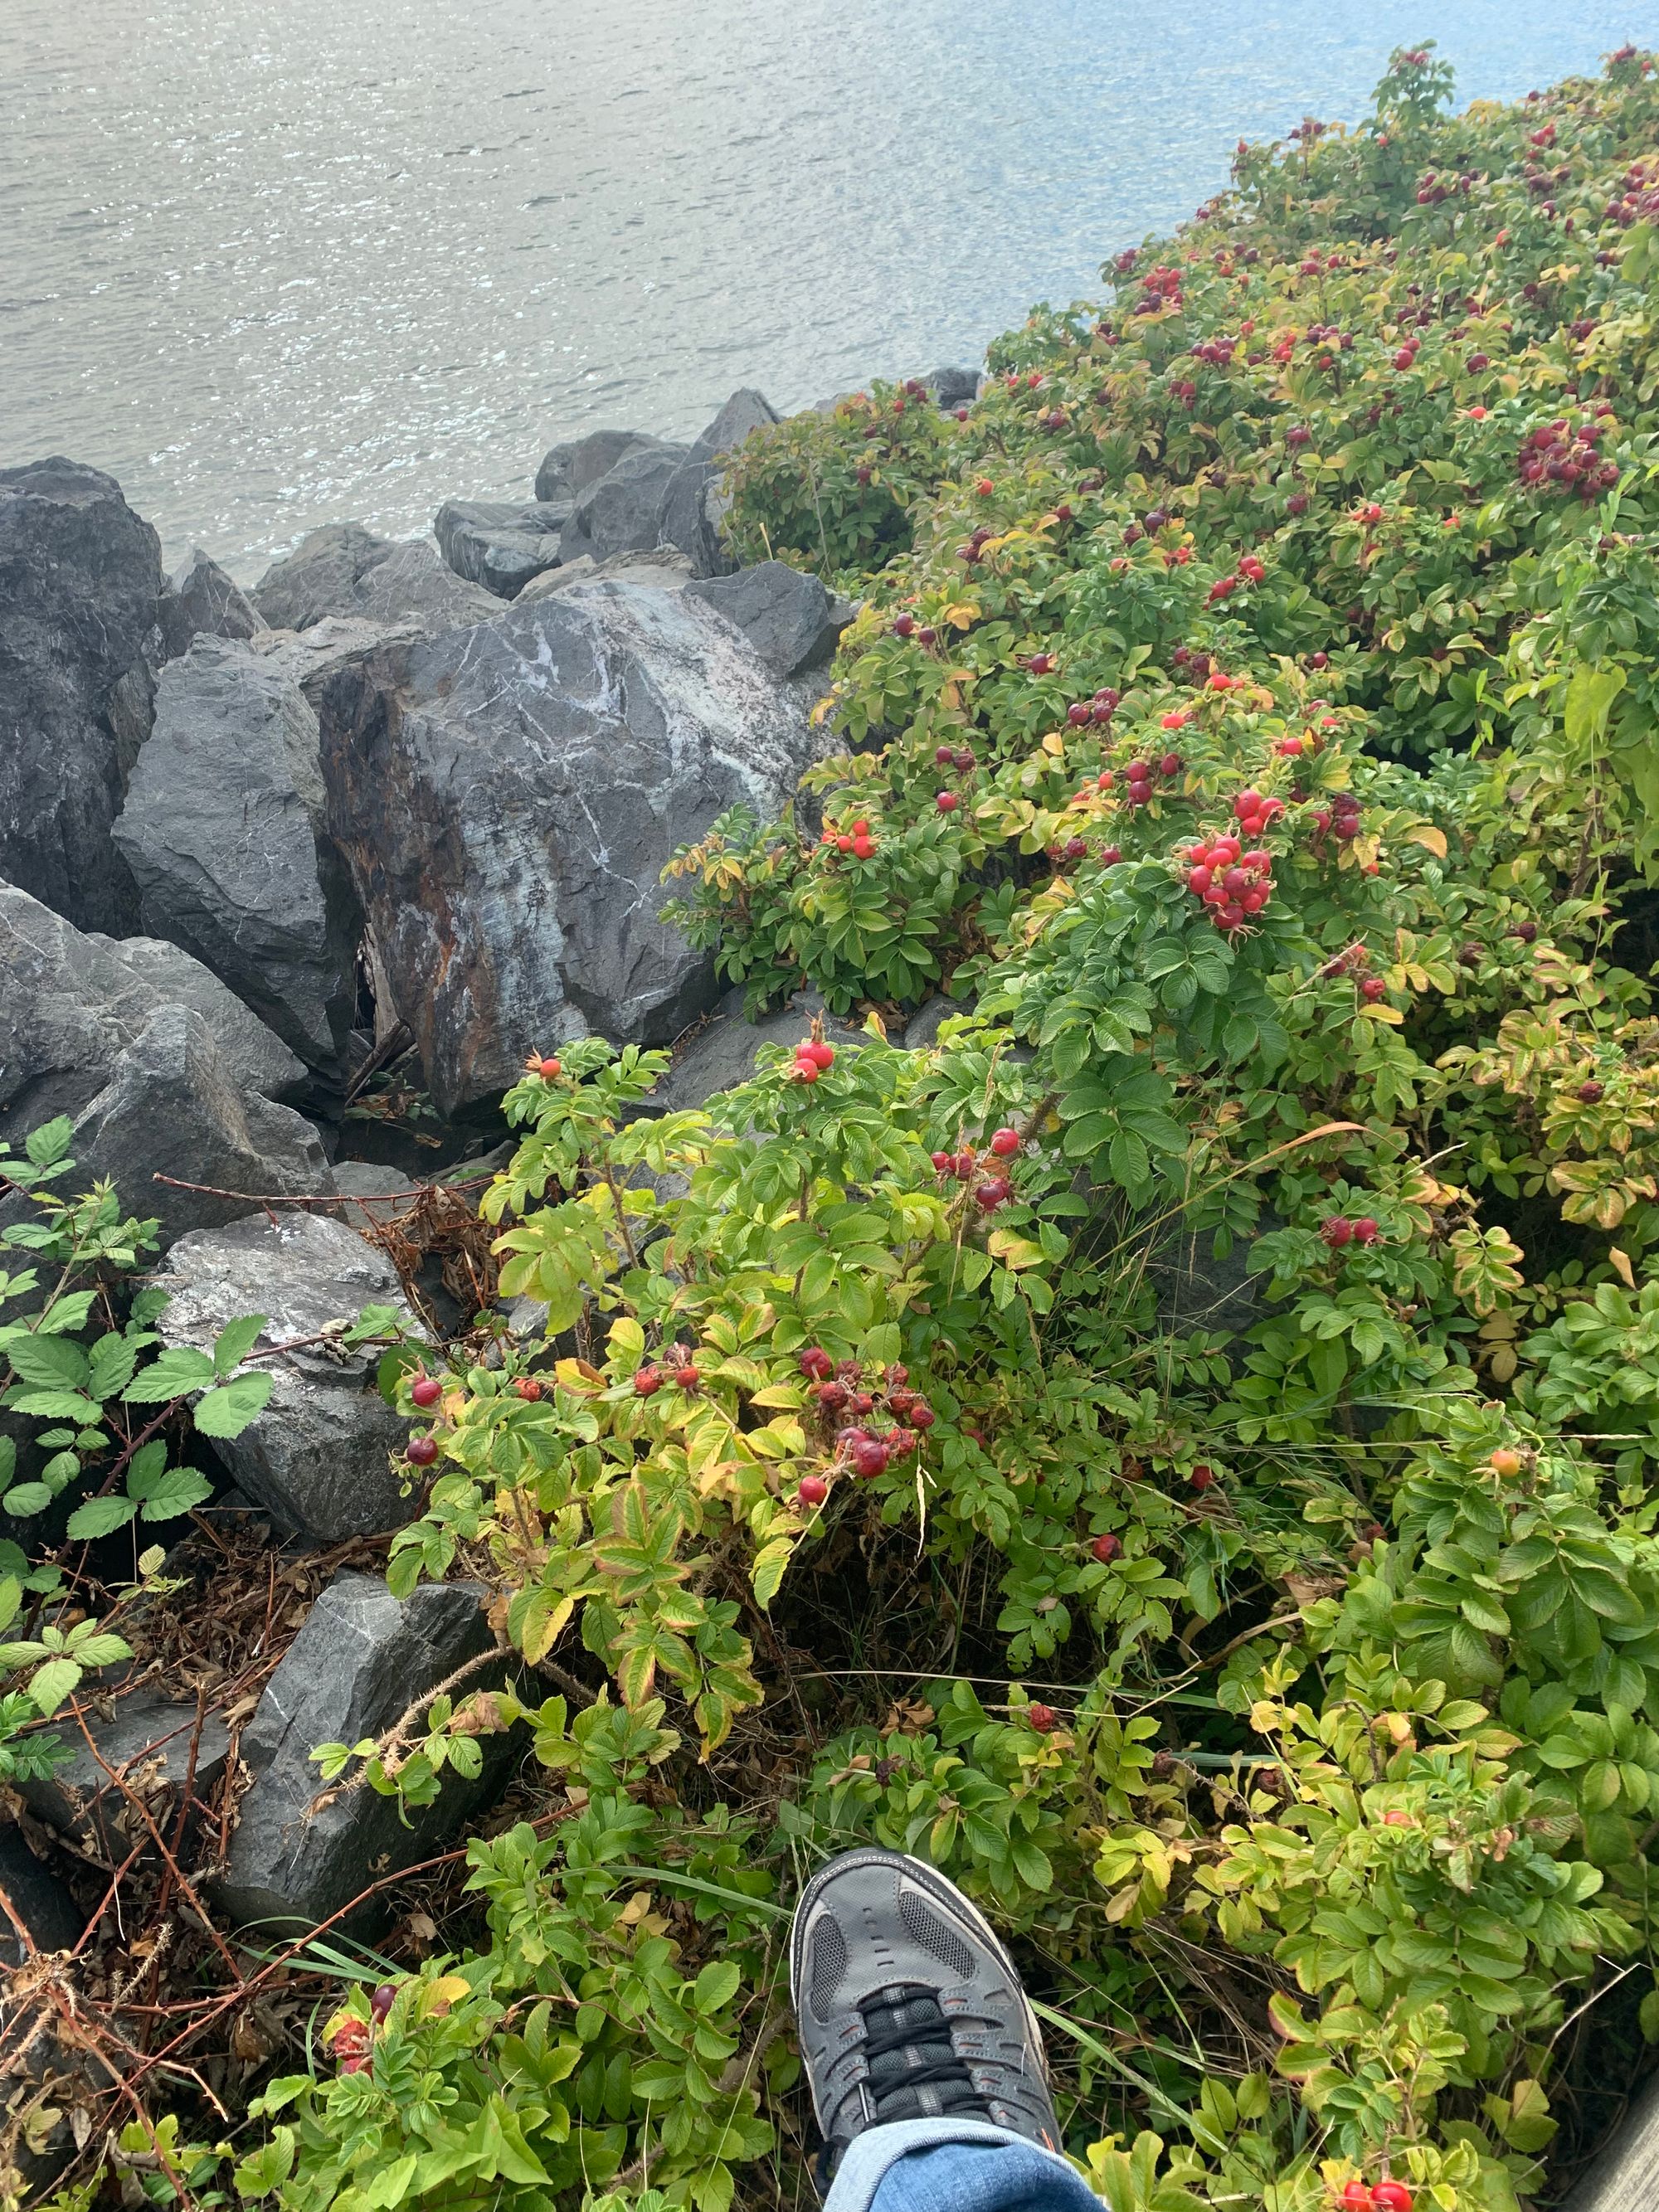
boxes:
[752,1537,795,1610]
[66,1495,139,1539]
[4,1334,90,1391]
[213,1314,268,1377]
[123,1346,217,1403]
[192,1372,274,1438]
[136,1467,214,1522]
[29,1657,81,1714]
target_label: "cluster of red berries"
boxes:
[1065,686,1121,728]
[956,522,997,565]
[1605,154,1659,224]
[1183,830,1275,934]
[930,1126,1021,1213]
[892,612,939,646]
[1340,2182,1413,2212]
[1515,413,1620,498]
[1414,169,1474,204]
[1308,790,1364,845]
[934,740,978,813]
[1206,553,1266,605]
[634,1342,703,1396]
[1321,1213,1381,1251]
[821,816,877,861]
[1129,263,1185,316]
[1319,942,1389,1003]
[790,1036,837,1084]
[1187,334,1237,367]
[794,1350,933,1500]
[1170,644,1215,683]
[1391,330,1423,373]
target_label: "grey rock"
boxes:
[684,561,848,678]
[331,1159,420,1233]
[433,498,572,600]
[1143,1212,1278,1339]
[158,546,265,662]
[151,1212,420,1539]
[533,427,671,506]
[319,577,829,1116]
[659,387,780,576]
[247,615,427,712]
[0,1825,84,1963]
[927,367,980,409]
[113,635,361,1072]
[649,987,874,1116]
[1563,2069,1659,2211]
[519,547,691,601]
[901,994,974,1053]
[66,1006,334,1248]
[559,443,688,567]
[86,935,309,1103]
[16,1689,231,1861]
[0,458,163,932]
[213,1571,510,1932]
[251,523,496,634]
[1,881,171,1139]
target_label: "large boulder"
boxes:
[649,988,875,1116]
[434,498,572,600]
[0,882,304,1147]
[684,562,849,678]
[87,935,308,1103]
[319,578,828,1115]
[149,1212,420,1539]
[113,635,361,1072]
[520,547,691,601]
[16,1689,231,1861]
[0,459,163,933]
[559,444,687,567]
[247,614,425,710]
[65,1006,334,1247]
[251,524,496,634]
[659,388,779,576]
[157,547,265,662]
[533,427,669,506]
[212,1572,510,1932]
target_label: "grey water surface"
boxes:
[2,0,1651,576]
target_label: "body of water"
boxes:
[1,0,1649,576]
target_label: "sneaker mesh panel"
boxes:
[897,1890,975,1982]
[808,1916,849,2023]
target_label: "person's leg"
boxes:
[789,1848,1102,2212]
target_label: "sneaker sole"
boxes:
[787,1845,1051,2088]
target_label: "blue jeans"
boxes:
[824,2120,1102,2212]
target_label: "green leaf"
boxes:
[134,1467,215,1522]
[123,1346,217,1403]
[29,1657,81,1714]
[66,1495,139,1540]
[4,1334,90,1392]
[751,1537,794,1611]
[2,1482,52,1517]
[213,1315,268,1377]
[192,1372,274,1439]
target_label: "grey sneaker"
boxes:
[789,1847,1062,2177]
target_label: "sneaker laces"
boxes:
[857,1983,993,2126]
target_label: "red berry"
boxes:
[1341,2187,1374,2212]
[805,1041,835,1069]
[952,746,975,771]
[918,627,937,645]
[794,1057,820,1082]
[799,1474,829,1507]
[935,743,956,766]
[953,1150,976,1179]
[975,1176,1013,1211]
[931,1150,952,1173]
[1159,753,1183,777]
[338,2052,372,2075]
[852,836,875,860]
[893,614,916,638]
[937,790,960,812]
[1351,1217,1379,1245]
[990,1127,1021,1158]
[976,478,994,497]
[1028,1704,1057,1733]
[1100,844,1122,864]
[835,834,854,853]
[1370,2188,1413,2212]
[1126,760,1151,781]
[1321,1216,1354,1247]
[816,1380,849,1412]
[538,1056,562,1079]
[909,1403,936,1431]
[411,1374,442,1408]
[370,1983,397,2022]
[851,1437,889,1478]
[1578,1079,1604,1103]
[406,1434,438,1466]
[1360,976,1387,1003]
[1092,1532,1123,1562]
[514,1377,543,1402]
[635,1367,662,1397]
[675,1364,700,1389]
[1188,866,1212,894]
[1190,1464,1214,1491]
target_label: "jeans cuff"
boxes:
[822,2118,1078,2212]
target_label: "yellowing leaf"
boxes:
[987,1231,1045,1271]
[1355,1001,1404,1023]
[1040,729,1067,757]
[1610,1246,1637,1289]
[1404,823,1448,858]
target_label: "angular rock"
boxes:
[0,1825,84,1963]
[659,388,780,576]
[330,1159,421,1234]
[650,989,874,1116]
[319,579,829,1115]
[901,994,974,1053]
[685,561,848,678]
[16,1689,231,1861]
[927,367,980,409]
[247,614,426,712]
[1142,1211,1279,1339]
[519,547,691,601]
[559,443,687,567]
[66,1007,334,1248]
[113,636,361,1072]
[150,1213,420,1539]
[434,498,572,600]
[251,524,496,634]
[533,427,670,506]
[157,547,265,662]
[1564,2074,1659,2210]
[0,458,163,933]
[86,935,308,1103]
[213,1572,508,1932]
